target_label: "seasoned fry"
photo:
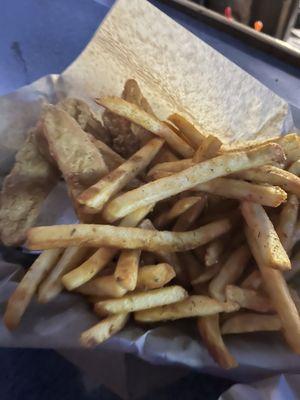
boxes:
[80,313,129,347]
[154,196,202,228]
[151,146,178,164]
[233,166,300,198]
[197,178,286,207]
[276,194,298,253]
[102,143,284,222]
[95,285,188,316]
[78,138,163,213]
[88,135,125,170]
[221,313,281,335]
[193,135,222,163]
[0,128,59,246]
[191,263,222,285]
[245,227,300,354]
[148,159,194,179]
[197,315,237,369]
[225,285,273,313]
[136,263,176,290]
[134,295,239,322]
[205,239,224,267]
[241,202,291,271]
[289,160,300,176]
[4,249,63,330]
[96,97,194,158]
[168,113,205,148]
[27,219,231,252]
[241,270,262,290]
[76,275,127,298]
[173,196,207,232]
[209,245,250,301]
[114,249,141,291]
[38,246,90,303]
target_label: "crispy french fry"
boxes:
[114,249,141,291]
[191,263,221,285]
[148,159,194,179]
[172,196,207,232]
[233,166,300,198]
[289,160,300,176]
[245,227,300,354]
[276,194,299,253]
[209,245,250,301]
[134,295,239,322]
[241,270,262,290]
[205,239,224,267]
[151,146,178,165]
[241,202,291,271]
[88,135,125,170]
[221,312,281,335]
[225,285,273,313]
[78,138,163,213]
[96,97,194,158]
[168,113,205,148]
[197,178,286,207]
[197,315,237,369]
[4,249,63,330]
[80,313,129,347]
[102,143,284,222]
[136,263,176,290]
[95,285,188,316]
[154,196,202,228]
[193,135,222,163]
[27,219,232,253]
[38,246,91,303]
[76,275,127,298]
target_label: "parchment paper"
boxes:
[0,0,299,395]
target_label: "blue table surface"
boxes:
[0,1,300,399]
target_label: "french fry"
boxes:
[76,275,127,298]
[136,263,176,290]
[225,285,273,313]
[95,285,188,316]
[38,246,91,303]
[151,146,178,165]
[102,143,284,222]
[27,219,232,253]
[114,249,141,291]
[245,227,300,354]
[88,135,125,170]
[193,135,222,163]
[233,166,300,198]
[134,295,239,322]
[276,194,299,253]
[78,138,163,213]
[204,239,224,267]
[197,178,287,207]
[221,313,281,335]
[241,270,262,290]
[96,97,194,158]
[61,205,153,290]
[148,159,194,179]
[80,313,129,347]
[173,196,207,232]
[209,245,250,301]
[241,202,291,271]
[154,196,202,228]
[197,315,237,369]
[164,120,194,148]
[289,160,300,176]
[4,249,63,330]
[191,263,221,285]
[168,113,205,148]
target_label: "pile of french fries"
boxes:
[3,79,300,370]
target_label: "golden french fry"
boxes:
[168,113,205,148]
[209,245,250,301]
[148,159,194,179]
[197,178,286,207]
[95,285,188,316]
[164,120,194,148]
[233,166,300,198]
[88,135,125,170]
[80,313,129,347]
[78,138,163,213]
[27,219,232,253]
[38,246,91,303]
[191,263,221,285]
[154,196,202,228]
[245,226,300,354]
[172,196,207,232]
[205,239,224,267]
[102,143,284,222]
[241,270,262,290]
[276,194,299,253]
[241,202,291,271]
[4,249,63,330]
[225,285,273,313]
[134,295,239,322]
[76,275,127,298]
[151,146,179,165]
[289,160,300,176]
[96,97,194,158]
[193,135,222,163]
[197,315,237,369]
[221,312,281,335]
[114,249,141,291]
[136,263,176,290]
